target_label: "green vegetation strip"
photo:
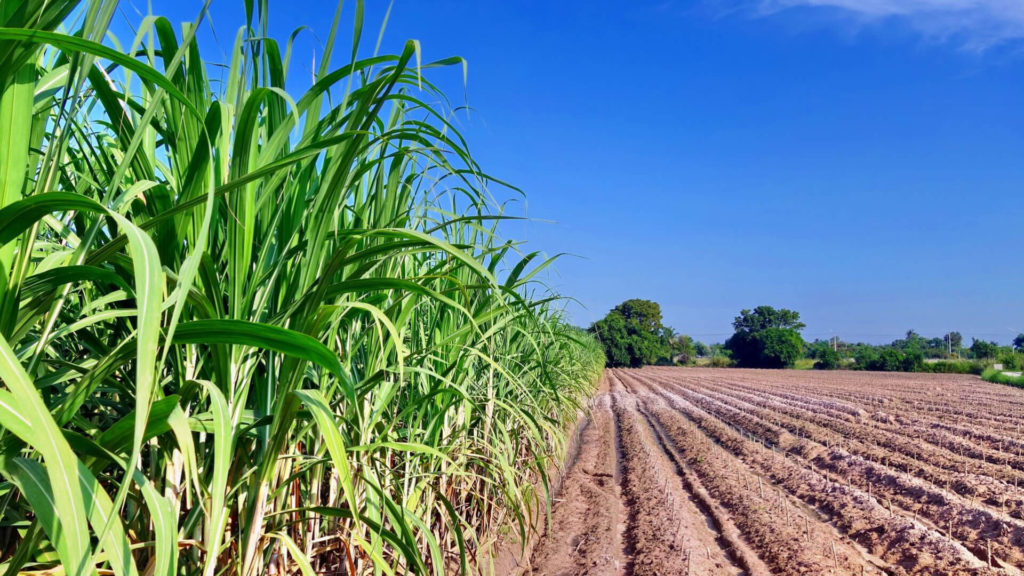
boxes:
[981,368,1024,388]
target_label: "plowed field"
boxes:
[518,367,1024,576]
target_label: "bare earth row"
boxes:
[514,367,1024,576]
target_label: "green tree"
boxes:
[693,341,710,358]
[853,346,879,369]
[757,328,804,368]
[805,339,833,360]
[615,298,665,332]
[891,330,923,352]
[725,305,805,368]
[814,347,840,370]
[903,348,925,371]
[970,338,999,359]
[671,334,697,364]
[591,312,632,367]
[732,306,806,333]
[877,348,907,371]
[590,299,672,367]
[1014,333,1024,352]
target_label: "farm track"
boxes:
[520,368,1023,576]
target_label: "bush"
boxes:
[708,355,735,368]
[874,348,906,371]
[903,349,925,372]
[998,353,1023,371]
[855,347,924,372]
[920,360,985,375]
[853,347,878,370]
[813,347,840,370]
[982,368,1024,387]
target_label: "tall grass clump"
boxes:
[0,1,605,574]
[982,368,1024,388]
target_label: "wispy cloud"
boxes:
[751,0,1024,51]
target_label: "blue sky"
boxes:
[125,0,1024,344]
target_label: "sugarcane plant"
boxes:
[0,0,605,574]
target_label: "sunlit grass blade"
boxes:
[0,335,93,576]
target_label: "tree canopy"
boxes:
[813,346,840,370]
[590,299,672,367]
[725,305,805,368]
[970,338,1000,360]
[732,305,806,334]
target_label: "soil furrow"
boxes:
[513,367,1024,576]
[617,370,999,575]
[656,371,1024,519]
[526,392,626,575]
[648,375,1024,570]
[611,390,744,575]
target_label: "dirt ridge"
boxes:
[516,367,1021,576]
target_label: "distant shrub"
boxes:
[998,353,1022,371]
[855,347,924,372]
[903,349,925,372]
[708,355,735,368]
[921,360,985,375]
[813,347,840,370]
[852,348,878,370]
[874,348,906,371]
[982,368,1024,387]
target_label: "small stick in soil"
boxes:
[758,476,764,499]
[987,540,993,568]
[831,541,838,571]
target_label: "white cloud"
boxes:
[753,0,1024,50]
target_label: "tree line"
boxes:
[590,299,1024,371]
